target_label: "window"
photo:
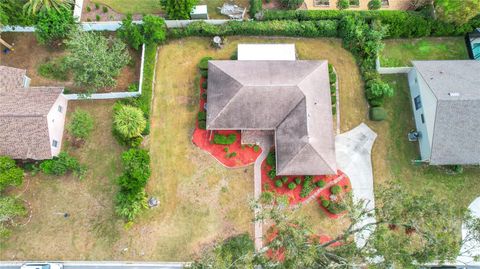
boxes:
[414,95,422,110]
[58,105,63,113]
[421,114,425,124]
[314,0,329,6]
[52,140,58,148]
[382,0,389,6]
[349,0,359,6]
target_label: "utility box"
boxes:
[190,5,209,20]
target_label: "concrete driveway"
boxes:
[335,123,377,247]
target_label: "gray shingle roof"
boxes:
[0,65,26,92]
[207,60,336,175]
[0,87,64,160]
[413,60,480,165]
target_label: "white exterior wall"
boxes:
[47,95,68,157]
[407,69,437,161]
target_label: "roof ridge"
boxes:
[296,61,326,87]
[276,143,309,175]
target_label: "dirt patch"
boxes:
[81,0,164,22]
[0,32,141,93]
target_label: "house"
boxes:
[304,0,410,11]
[0,66,68,160]
[466,28,480,60]
[206,59,336,175]
[407,60,480,165]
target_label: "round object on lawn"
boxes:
[148,197,159,208]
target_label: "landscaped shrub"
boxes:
[280,0,304,10]
[261,191,275,203]
[67,109,94,140]
[337,0,350,10]
[198,111,206,121]
[249,0,262,18]
[200,69,208,78]
[116,188,147,221]
[330,85,336,94]
[326,201,347,214]
[118,148,151,191]
[201,92,207,100]
[253,145,260,152]
[39,152,86,178]
[118,15,144,50]
[102,6,108,13]
[95,3,100,9]
[316,180,326,188]
[330,185,342,195]
[321,199,330,208]
[96,15,100,21]
[300,180,314,198]
[331,95,337,105]
[142,15,167,44]
[213,134,237,145]
[365,79,394,107]
[288,182,296,190]
[266,151,276,167]
[35,7,77,46]
[86,6,91,12]
[198,121,207,129]
[37,57,70,81]
[268,169,276,179]
[275,179,283,188]
[0,156,24,192]
[369,107,387,121]
[202,80,207,90]
[114,105,147,142]
[198,57,213,70]
[295,177,301,185]
[281,176,289,183]
[368,0,381,10]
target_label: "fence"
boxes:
[376,57,412,74]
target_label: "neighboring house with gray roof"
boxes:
[0,65,30,92]
[207,60,336,175]
[407,60,480,165]
[0,66,68,160]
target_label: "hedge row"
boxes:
[249,0,262,18]
[260,10,480,38]
[136,43,157,120]
[168,20,339,38]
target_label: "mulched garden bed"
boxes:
[192,77,262,167]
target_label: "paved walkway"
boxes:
[457,196,480,266]
[253,133,274,251]
[335,123,377,248]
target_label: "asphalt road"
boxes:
[0,262,186,269]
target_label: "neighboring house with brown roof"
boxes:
[0,65,31,92]
[304,0,410,10]
[0,66,68,160]
[207,60,336,175]
[407,60,480,165]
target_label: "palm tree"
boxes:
[113,105,147,139]
[23,0,73,15]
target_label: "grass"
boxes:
[198,0,250,19]
[92,0,163,14]
[380,37,469,67]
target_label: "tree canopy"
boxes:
[434,0,480,25]
[0,156,24,192]
[23,0,73,15]
[35,7,77,45]
[160,0,198,19]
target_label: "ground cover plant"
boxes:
[380,37,469,67]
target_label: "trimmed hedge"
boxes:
[198,56,212,70]
[213,133,237,145]
[249,0,262,18]
[369,107,387,121]
[169,20,339,38]
[136,44,156,120]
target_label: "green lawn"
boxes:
[198,0,250,19]
[380,37,469,67]
[92,0,163,14]
[380,74,479,209]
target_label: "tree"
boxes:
[118,14,144,50]
[23,0,73,15]
[142,15,166,44]
[35,7,77,45]
[113,105,147,140]
[434,0,480,25]
[160,0,198,19]
[0,156,23,192]
[0,196,27,238]
[365,78,394,106]
[410,0,432,9]
[65,31,131,91]
[191,183,480,268]
[368,0,382,10]
[67,109,94,140]
[337,0,350,9]
[0,0,35,26]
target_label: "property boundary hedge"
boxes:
[260,10,480,38]
[136,43,156,119]
[168,20,339,38]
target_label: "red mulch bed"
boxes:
[192,77,262,167]
[317,176,351,219]
[261,156,350,206]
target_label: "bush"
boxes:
[316,180,326,188]
[201,92,207,100]
[280,0,303,9]
[330,85,336,94]
[213,133,237,145]
[198,111,206,121]
[96,15,100,21]
[102,6,108,13]
[253,145,260,152]
[118,14,144,50]
[368,0,381,10]
[116,189,147,221]
[114,105,147,141]
[95,3,100,9]
[200,69,208,78]
[118,148,151,190]
[300,180,314,198]
[366,79,394,107]
[295,177,301,185]
[261,191,275,203]
[331,95,337,105]
[321,199,330,208]
[369,107,387,121]
[330,185,342,195]
[287,182,296,190]
[202,80,207,89]
[67,109,94,140]
[281,176,289,183]
[37,57,70,81]
[35,7,77,45]
[327,201,347,214]
[0,156,24,192]
[337,0,350,9]
[329,69,337,83]
[142,15,167,44]
[198,121,206,129]
[275,179,283,188]
[86,6,91,12]
[268,169,276,179]
[266,151,276,167]
[39,152,85,178]
[249,0,262,18]
[198,56,213,70]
